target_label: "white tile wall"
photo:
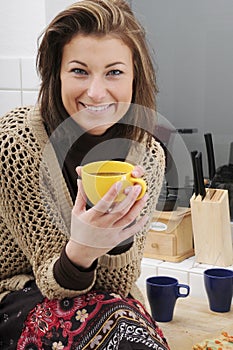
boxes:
[0,57,39,116]
[21,57,40,90]
[0,58,21,89]
[22,91,39,106]
[0,91,22,116]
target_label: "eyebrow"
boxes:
[68,60,126,68]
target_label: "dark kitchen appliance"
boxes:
[204,133,233,221]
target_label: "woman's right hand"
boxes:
[66,168,148,269]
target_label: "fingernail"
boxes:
[115,181,122,192]
[132,170,139,177]
[134,185,142,195]
[124,186,132,195]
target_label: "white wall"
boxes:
[45,0,77,24]
[0,0,46,57]
[0,1,44,115]
[0,0,75,116]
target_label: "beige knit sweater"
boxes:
[0,106,165,303]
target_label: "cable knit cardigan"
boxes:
[0,106,165,303]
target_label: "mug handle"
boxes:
[130,178,147,200]
[177,284,190,298]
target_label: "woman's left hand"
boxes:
[66,165,148,268]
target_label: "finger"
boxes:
[93,181,123,215]
[75,166,82,178]
[111,184,143,215]
[131,165,144,178]
[118,214,149,243]
[73,179,87,214]
[111,192,148,228]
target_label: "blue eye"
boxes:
[72,68,87,75]
[107,69,123,76]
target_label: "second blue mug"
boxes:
[204,268,233,313]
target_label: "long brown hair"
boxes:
[37,0,158,141]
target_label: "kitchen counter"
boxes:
[138,223,233,349]
[154,296,233,350]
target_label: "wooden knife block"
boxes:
[144,207,194,262]
[190,188,233,266]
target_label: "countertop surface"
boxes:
[154,296,233,350]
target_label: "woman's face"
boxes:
[60,34,134,135]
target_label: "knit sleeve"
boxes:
[0,107,96,299]
[94,138,165,297]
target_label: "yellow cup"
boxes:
[82,160,147,205]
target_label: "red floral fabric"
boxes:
[17,290,169,350]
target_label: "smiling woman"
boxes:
[0,1,168,349]
[60,34,134,135]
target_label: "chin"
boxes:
[87,124,114,135]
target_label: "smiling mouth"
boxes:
[80,102,114,112]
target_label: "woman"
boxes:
[0,1,168,349]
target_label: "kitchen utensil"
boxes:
[191,150,199,196]
[204,133,216,182]
[195,152,206,199]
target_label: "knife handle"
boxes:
[191,150,198,196]
[195,152,206,200]
[204,133,216,181]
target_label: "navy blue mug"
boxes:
[146,276,190,322]
[204,268,233,313]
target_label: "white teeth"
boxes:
[85,104,110,111]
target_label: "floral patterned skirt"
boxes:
[0,282,169,350]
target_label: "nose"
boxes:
[87,76,107,102]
